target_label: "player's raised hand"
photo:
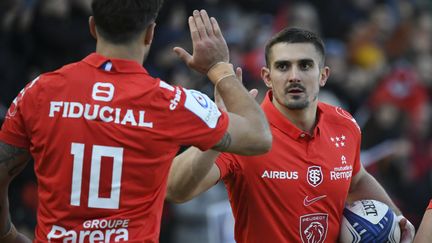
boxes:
[214,67,258,111]
[173,9,229,75]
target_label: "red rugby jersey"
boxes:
[428,200,432,210]
[0,53,228,243]
[216,91,361,243]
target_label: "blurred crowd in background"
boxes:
[1,0,431,242]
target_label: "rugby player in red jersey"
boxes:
[167,27,415,243]
[0,1,271,242]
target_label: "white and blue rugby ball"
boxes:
[339,199,400,243]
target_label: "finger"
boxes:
[235,67,243,83]
[173,47,193,64]
[249,89,258,99]
[398,217,407,227]
[214,88,227,111]
[188,16,200,42]
[210,17,223,39]
[200,10,213,37]
[193,10,207,39]
[398,218,415,243]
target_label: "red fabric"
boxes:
[428,200,432,210]
[216,91,362,242]
[0,53,228,242]
[369,67,428,127]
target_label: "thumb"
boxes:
[173,47,192,64]
[249,89,258,99]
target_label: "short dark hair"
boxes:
[264,27,325,67]
[92,0,164,44]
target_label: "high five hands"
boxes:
[173,10,229,75]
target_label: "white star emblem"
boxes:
[341,135,346,140]
[335,143,339,147]
[330,137,334,142]
[336,137,340,141]
[340,142,345,147]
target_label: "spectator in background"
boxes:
[30,0,94,73]
[0,0,37,120]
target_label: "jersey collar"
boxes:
[261,90,323,140]
[83,53,149,74]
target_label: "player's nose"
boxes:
[287,66,301,83]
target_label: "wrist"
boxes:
[207,62,236,86]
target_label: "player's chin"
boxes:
[285,99,309,110]
[285,93,307,101]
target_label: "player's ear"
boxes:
[144,22,156,46]
[319,66,330,87]
[89,16,97,40]
[261,66,272,88]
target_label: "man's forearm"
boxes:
[167,147,219,203]
[348,171,401,215]
[0,187,11,236]
[0,142,31,240]
[210,75,271,155]
[414,210,432,243]
[216,75,269,135]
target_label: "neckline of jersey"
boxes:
[83,52,149,74]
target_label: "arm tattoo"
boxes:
[212,132,232,151]
[0,142,30,177]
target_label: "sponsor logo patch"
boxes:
[330,155,353,181]
[183,88,221,128]
[303,195,327,207]
[300,213,328,243]
[261,170,299,180]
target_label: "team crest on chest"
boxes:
[307,166,323,187]
[299,213,328,243]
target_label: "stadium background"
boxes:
[0,0,431,242]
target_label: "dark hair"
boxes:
[92,0,164,44]
[264,27,325,67]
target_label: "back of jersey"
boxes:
[0,53,228,242]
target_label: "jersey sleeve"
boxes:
[215,152,240,180]
[162,85,229,151]
[333,105,362,177]
[352,131,362,177]
[428,200,432,210]
[0,77,41,148]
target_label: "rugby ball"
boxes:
[339,199,400,243]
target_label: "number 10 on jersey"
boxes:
[70,143,124,209]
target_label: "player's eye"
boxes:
[299,61,313,70]
[275,63,289,71]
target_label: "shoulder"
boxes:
[30,62,80,90]
[319,102,361,136]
